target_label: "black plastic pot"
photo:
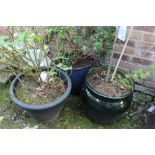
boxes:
[67,64,93,95]
[9,69,72,123]
[81,66,135,123]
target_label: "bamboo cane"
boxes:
[111,26,134,81]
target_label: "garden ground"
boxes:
[0,83,153,129]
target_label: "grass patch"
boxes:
[0,83,151,129]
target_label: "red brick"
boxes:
[139,42,155,51]
[132,57,153,65]
[141,51,152,59]
[127,40,136,47]
[113,52,130,61]
[119,60,140,71]
[124,46,135,55]
[134,26,155,33]
[119,39,135,48]
[114,44,135,55]
[131,30,143,40]
[134,49,152,59]
[143,33,155,42]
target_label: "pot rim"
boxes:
[9,68,72,110]
[85,66,134,99]
[71,64,93,71]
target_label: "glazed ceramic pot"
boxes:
[81,66,134,123]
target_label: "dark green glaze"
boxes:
[81,66,134,123]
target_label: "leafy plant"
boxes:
[0,26,62,93]
[45,26,116,70]
[128,65,155,82]
[116,65,155,88]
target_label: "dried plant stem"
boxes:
[25,42,37,67]
[105,26,119,82]
[13,72,27,89]
[111,26,134,81]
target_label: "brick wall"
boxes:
[113,26,155,90]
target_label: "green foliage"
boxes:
[115,74,131,88]
[45,26,116,70]
[134,92,153,105]
[116,65,155,88]
[0,26,116,82]
[46,69,57,77]
[91,26,116,57]
[52,50,72,71]
[126,65,155,81]
[0,27,59,85]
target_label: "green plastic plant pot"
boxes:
[81,66,135,123]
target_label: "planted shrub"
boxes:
[45,26,116,70]
[0,27,67,104]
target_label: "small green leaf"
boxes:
[63,66,72,71]
[82,45,87,50]
[57,63,63,68]
[0,116,4,122]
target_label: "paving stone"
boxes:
[135,84,155,97]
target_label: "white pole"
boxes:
[111,26,134,81]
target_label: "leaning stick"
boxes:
[111,26,134,81]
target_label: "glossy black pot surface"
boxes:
[10,69,72,123]
[81,66,135,123]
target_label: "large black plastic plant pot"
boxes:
[81,66,134,123]
[9,69,72,123]
[67,64,93,95]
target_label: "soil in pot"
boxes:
[87,67,131,97]
[15,76,66,105]
[72,55,94,69]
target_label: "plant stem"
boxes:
[13,72,27,89]
[111,26,134,81]
[105,26,119,82]
[24,41,38,67]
